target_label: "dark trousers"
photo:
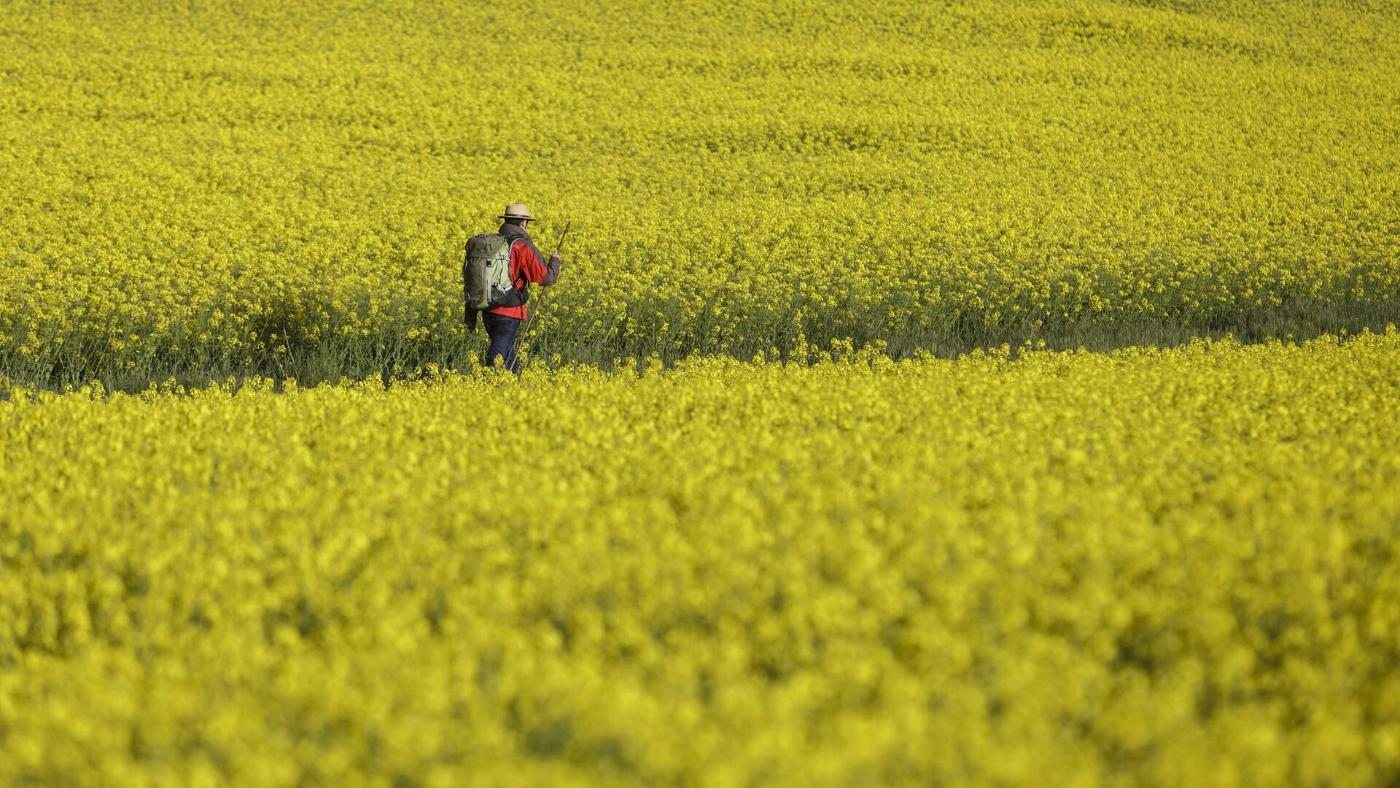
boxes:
[483,312,521,374]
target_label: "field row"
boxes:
[3,330,1399,783]
[3,0,1398,386]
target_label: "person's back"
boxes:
[464,203,561,373]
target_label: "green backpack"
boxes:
[463,234,527,311]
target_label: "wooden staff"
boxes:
[511,222,570,371]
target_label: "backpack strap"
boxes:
[505,237,534,292]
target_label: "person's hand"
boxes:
[549,252,561,266]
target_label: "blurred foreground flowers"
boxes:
[2,330,1399,784]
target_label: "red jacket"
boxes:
[487,227,559,321]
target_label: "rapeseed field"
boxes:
[5,1,1400,784]
[2,0,1398,386]
[3,332,1400,784]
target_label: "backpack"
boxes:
[463,234,528,311]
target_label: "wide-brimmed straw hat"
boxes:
[498,203,536,221]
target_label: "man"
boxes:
[466,203,562,373]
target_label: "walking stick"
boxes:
[511,222,570,372]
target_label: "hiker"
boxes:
[464,203,562,373]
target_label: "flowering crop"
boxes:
[2,330,1399,784]
[1,1,1398,386]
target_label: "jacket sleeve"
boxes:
[512,239,560,286]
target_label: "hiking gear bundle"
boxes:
[463,233,528,311]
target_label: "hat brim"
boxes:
[498,214,535,221]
